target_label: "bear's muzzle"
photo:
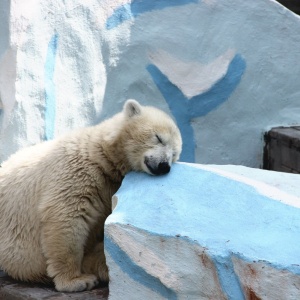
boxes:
[145,159,170,175]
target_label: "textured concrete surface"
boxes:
[1,0,300,167]
[0,270,108,300]
[105,163,300,300]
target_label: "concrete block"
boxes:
[264,127,300,173]
[105,163,300,300]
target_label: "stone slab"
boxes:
[105,163,300,300]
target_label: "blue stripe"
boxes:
[189,54,246,118]
[105,234,177,299]
[106,0,198,29]
[212,255,245,300]
[44,33,58,141]
[147,54,246,163]
[106,4,132,30]
[146,64,194,162]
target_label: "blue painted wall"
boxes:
[1,0,300,168]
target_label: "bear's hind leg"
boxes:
[41,218,99,292]
[82,241,109,282]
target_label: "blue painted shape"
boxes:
[189,55,246,118]
[147,64,194,162]
[106,163,300,299]
[147,54,246,163]
[212,255,245,300]
[44,33,58,141]
[105,235,177,299]
[106,4,132,30]
[106,0,198,29]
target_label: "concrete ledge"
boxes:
[0,270,108,300]
[105,163,300,300]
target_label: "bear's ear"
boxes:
[123,99,142,118]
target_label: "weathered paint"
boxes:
[106,0,198,29]
[105,235,177,299]
[106,224,227,299]
[212,255,245,300]
[108,163,300,274]
[105,163,300,299]
[1,0,300,166]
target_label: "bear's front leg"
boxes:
[82,241,109,282]
[41,218,99,292]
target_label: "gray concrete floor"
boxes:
[0,270,108,300]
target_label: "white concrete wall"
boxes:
[1,0,300,166]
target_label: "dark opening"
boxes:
[276,0,300,15]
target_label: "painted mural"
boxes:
[147,50,246,162]
[1,0,300,167]
[104,0,247,162]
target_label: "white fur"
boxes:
[0,99,182,292]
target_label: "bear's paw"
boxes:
[54,274,99,292]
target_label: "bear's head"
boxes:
[122,99,182,175]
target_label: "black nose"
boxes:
[156,162,170,175]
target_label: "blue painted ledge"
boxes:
[105,163,300,300]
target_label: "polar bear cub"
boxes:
[0,100,182,292]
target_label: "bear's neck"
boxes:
[87,130,131,180]
[102,138,131,177]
